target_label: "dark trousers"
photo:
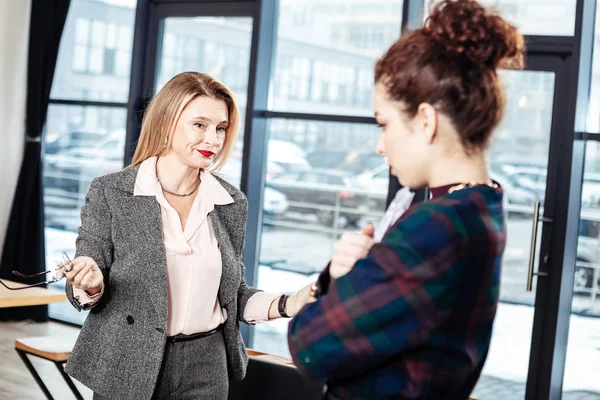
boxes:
[94,327,228,400]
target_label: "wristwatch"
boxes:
[308,282,319,299]
[278,294,290,318]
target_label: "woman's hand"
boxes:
[280,223,376,318]
[286,223,376,317]
[287,283,317,317]
[329,223,375,279]
[63,256,104,295]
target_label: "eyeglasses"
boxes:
[0,252,73,291]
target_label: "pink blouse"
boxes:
[73,157,278,336]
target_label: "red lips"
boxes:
[198,150,215,158]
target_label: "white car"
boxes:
[263,186,289,217]
[355,164,389,198]
[267,139,310,173]
[216,158,289,218]
[490,172,538,208]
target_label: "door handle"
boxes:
[526,201,552,292]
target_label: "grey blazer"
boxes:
[64,165,260,399]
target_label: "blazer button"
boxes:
[126,315,134,325]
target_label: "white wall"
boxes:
[0,0,31,259]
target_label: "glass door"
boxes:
[470,55,572,399]
[142,2,256,188]
[563,141,600,400]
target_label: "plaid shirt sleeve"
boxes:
[287,205,464,381]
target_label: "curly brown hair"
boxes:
[375,0,525,150]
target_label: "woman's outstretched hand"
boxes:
[64,256,104,295]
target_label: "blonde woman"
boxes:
[61,72,313,399]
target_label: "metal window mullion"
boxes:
[239,0,278,346]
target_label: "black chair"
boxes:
[228,351,324,400]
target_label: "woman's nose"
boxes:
[376,135,386,156]
[204,127,219,145]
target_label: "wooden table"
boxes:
[0,280,67,308]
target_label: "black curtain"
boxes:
[0,0,71,322]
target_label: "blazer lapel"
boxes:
[115,166,169,324]
[211,206,239,307]
[136,196,168,323]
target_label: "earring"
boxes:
[163,136,168,149]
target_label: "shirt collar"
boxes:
[133,156,234,206]
[429,181,502,199]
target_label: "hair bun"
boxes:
[424,0,524,69]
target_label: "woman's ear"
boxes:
[416,103,438,144]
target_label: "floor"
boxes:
[473,375,600,400]
[0,320,92,400]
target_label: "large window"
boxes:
[588,3,600,133]
[249,0,404,356]
[253,120,387,356]
[562,5,600,397]
[43,0,137,324]
[425,0,577,36]
[51,0,136,102]
[270,0,403,116]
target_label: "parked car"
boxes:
[356,164,389,193]
[494,163,600,210]
[267,140,310,173]
[573,235,600,294]
[217,156,284,184]
[43,145,123,196]
[354,164,389,211]
[268,169,375,226]
[496,165,547,202]
[262,186,289,219]
[307,150,384,175]
[43,131,106,155]
[490,171,538,214]
[581,173,600,208]
[217,157,290,222]
[43,134,126,231]
[216,156,288,214]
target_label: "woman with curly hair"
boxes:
[288,1,525,398]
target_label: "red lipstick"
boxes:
[198,150,214,158]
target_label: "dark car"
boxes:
[268,169,375,226]
[43,136,125,230]
[43,131,106,154]
[306,150,384,175]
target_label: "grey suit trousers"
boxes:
[94,329,228,400]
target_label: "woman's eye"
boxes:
[194,123,206,129]
[217,127,226,133]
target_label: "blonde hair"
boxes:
[131,72,240,171]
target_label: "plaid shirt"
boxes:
[288,185,506,399]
